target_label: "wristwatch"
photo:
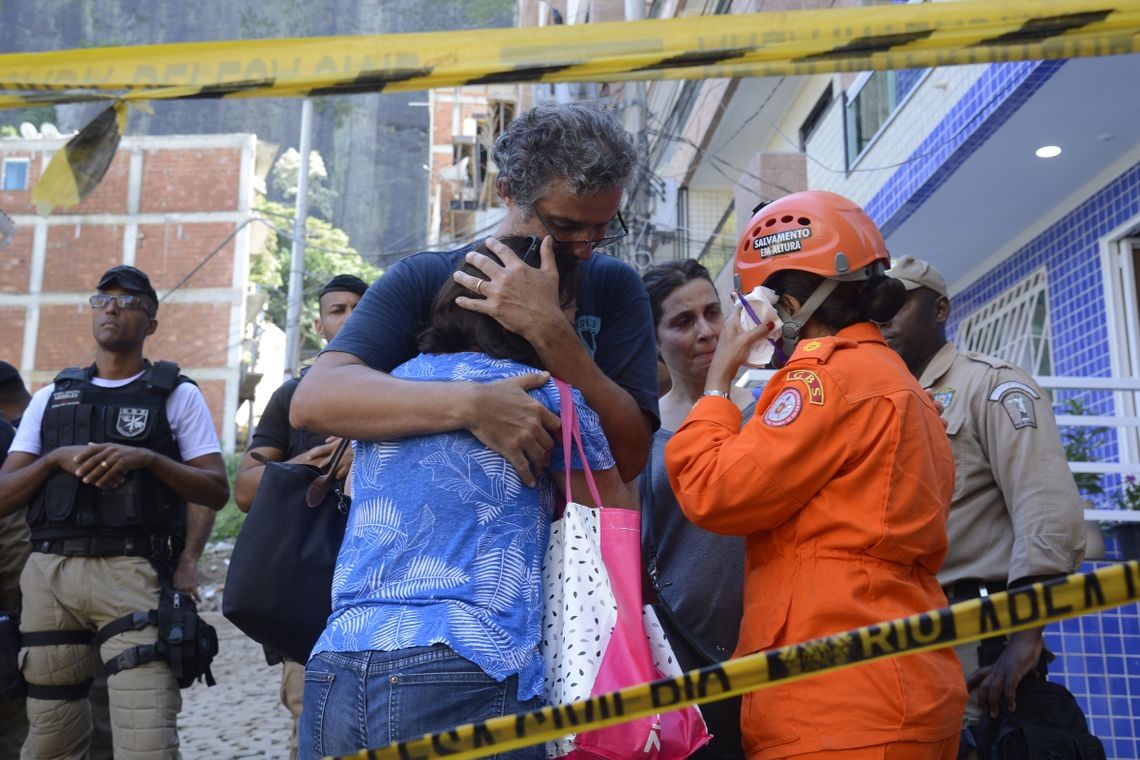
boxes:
[702,390,730,399]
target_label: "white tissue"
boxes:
[737,286,783,368]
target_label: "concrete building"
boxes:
[0,132,260,453]
[426,87,517,248]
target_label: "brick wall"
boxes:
[0,134,254,451]
[0,307,25,361]
[42,224,124,293]
[34,304,96,370]
[140,148,241,213]
[135,222,236,290]
[0,226,33,293]
[195,380,227,432]
[147,302,233,369]
[430,92,503,240]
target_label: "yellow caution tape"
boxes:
[0,0,1137,109]
[329,560,1140,760]
[29,102,126,216]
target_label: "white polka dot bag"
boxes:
[542,380,710,760]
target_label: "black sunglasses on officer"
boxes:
[89,294,156,317]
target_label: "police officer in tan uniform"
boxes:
[878,256,1085,742]
[0,362,32,758]
[0,266,229,759]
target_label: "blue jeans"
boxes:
[299,644,545,760]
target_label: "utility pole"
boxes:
[284,98,313,378]
[623,0,650,268]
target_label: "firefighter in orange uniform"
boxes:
[665,191,967,760]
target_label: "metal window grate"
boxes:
[959,267,1052,375]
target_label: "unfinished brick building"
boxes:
[0,133,258,452]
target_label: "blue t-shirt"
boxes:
[327,246,660,430]
[312,353,615,701]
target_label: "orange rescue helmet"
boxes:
[734,190,889,294]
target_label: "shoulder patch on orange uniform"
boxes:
[792,336,842,363]
[786,369,825,405]
[763,387,803,427]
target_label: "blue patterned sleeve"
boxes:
[540,379,616,473]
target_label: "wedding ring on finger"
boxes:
[99,460,110,469]
[475,279,484,296]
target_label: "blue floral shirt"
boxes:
[311,353,615,701]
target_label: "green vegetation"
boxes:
[209,453,246,542]
[1059,398,1110,498]
[249,196,382,355]
[249,150,383,355]
[210,502,248,542]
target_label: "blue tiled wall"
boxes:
[950,162,1140,758]
[866,59,1064,240]
[861,57,1140,757]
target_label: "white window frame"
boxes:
[1101,233,1140,466]
[842,0,931,169]
[957,267,1053,377]
[1,158,30,191]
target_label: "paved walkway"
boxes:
[179,612,293,758]
[179,543,293,757]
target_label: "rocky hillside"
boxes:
[1,0,514,264]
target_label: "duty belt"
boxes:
[31,534,176,559]
[942,577,1007,601]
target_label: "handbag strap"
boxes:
[554,378,602,507]
[305,437,352,508]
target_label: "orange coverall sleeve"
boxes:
[664,376,848,535]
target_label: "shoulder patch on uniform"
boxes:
[999,391,1038,429]
[792,336,841,364]
[764,387,803,427]
[786,369,825,406]
[988,380,1041,402]
[931,387,955,410]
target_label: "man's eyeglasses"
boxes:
[89,294,153,314]
[532,207,628,254]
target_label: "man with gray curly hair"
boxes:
[492,103,638,214]
[294,102,658,486]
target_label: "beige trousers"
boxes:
[19,553,181,760]
[280,659,305,760]
[0,510,29,759]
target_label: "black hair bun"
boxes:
[859,274,906,323]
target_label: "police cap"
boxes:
[97,265,159,309]
[885,256,949,298]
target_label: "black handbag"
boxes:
[223,438,351,664]
[968,675,1106,760]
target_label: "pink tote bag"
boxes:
[542,380,711,760]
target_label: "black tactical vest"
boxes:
[27,361,190,545]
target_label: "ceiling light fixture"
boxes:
[1035,145,1062,159]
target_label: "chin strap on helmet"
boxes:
[775,278,839,356]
